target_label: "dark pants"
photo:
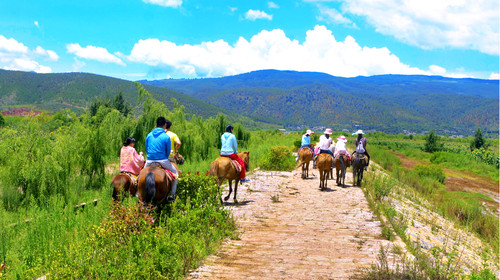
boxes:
[320,149,334,157]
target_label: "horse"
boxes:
[209,151,250,204]
[111,173,137,201]
[335,153,351,186]
[137,161,179,207]
[352,153,368,186]
[317,153,333,191]
[298,146,313,179]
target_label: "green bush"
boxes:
[259,146,296,171]
[413,164,445,184]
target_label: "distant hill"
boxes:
[141,70,499,135]
[0,69,266,128]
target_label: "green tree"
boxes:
[113,92,131,117]
[0,113,4,127]
[470,127,485,150]
[424,130,442,153]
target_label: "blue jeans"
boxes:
[320,149,334,157]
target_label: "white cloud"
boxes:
[0,35,52,73]
[229,6,238,13]
[66,43,125,66]
[35,46,59,61]
[317,6,356,27]
[339,0,499,55]
[489,73,500,80]
[72,57,86,72]
[268,2,279,8]
[245,9,273,21]
[34,21,39,28]
[142,0,182,8]
[127,25,458,78]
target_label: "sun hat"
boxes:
[306,129,314,135]
[352,129,365,136]
[337,135,347,142]
[324,128,333,134]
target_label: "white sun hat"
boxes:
[324,128,332,134]
[306,129,314,135]
[352,129,365,136]
[337,135,347,142]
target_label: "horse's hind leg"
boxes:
[224,180,232,201]
[233,180,239,204]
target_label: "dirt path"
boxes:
[189,167,392,280]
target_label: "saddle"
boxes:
[148,162,177,181]
[120,171,138,187]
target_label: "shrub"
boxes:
[424,130,443,153]
[413,164,445,184]
[259,146,296,171]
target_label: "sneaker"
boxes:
[240,178,250,183]
[167,195,176,203]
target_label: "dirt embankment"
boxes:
[189,168,392,280]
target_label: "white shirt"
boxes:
[318,135,333,150]
[335,140,347,152]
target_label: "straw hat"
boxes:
[324,128,332,134]
[352,129,365,136]
[337,135,347,142]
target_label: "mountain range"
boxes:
[141,70,499,135]
[0,69,498,135]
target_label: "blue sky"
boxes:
[0,0,498,80]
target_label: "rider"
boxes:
[221,124,249,182]
[351,129,370,168]
[120,137,145,177]
[318,128,334,158]
[297,129,315,161]
[334,135,351,161]
[164,120,182,163]
[145,117,179,202]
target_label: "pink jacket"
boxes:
[120,146,145,175]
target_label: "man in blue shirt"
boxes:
[145,117,179,202]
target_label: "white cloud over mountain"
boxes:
[339,0,499,55]
[0,35,53,73]
[128,25,461,78]
[66,44,125,66]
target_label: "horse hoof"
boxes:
[224,196,230,201]
[234,199,239,204]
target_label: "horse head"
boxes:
[175,151,185,165]
[239,151,250,171]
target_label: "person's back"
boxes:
[220,125,248,182]
[145,117,178,202]
[351,130,370,168]
[146,128,171,160]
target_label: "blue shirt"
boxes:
[220,132,237,155]
[301,134,311,147]
[145,127,171,160]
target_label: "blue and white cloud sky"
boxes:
[0,0,498,80]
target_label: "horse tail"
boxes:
[340,156,345,178]
[145,171,156,204]
[209,161,219,177]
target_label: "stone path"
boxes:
[189,166,392,280]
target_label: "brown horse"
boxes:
[335,154,351,186]
[209,151,250,204]
[317,153,333,191]
[298,146,313,179]
[111,173,137,201]
[352,153,368,186]
[137,161,179,206]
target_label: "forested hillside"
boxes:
[143,70,499,135]
[0,69,266,128]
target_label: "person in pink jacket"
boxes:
[120,137,145,176]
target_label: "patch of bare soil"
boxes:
[189,167,392,280]
[393,153,499,215]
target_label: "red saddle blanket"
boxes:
[147,163,177,181]
[231,160,242,173]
